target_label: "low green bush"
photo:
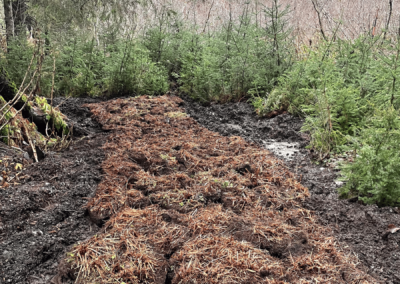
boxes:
[255,35,400,157]
[178,3,293,102]
[339,107,400,206]
[3,35,169,98]
[142,1,293,102]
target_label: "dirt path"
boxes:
[56,95,375,283]
[182,96,400,284]
[0,95,399,283]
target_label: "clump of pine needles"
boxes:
[66,95,375,283]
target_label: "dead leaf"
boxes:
[382,224,400,240]
[388,224,400,234]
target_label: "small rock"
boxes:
[3,250,12,259]
[23,151,30,160]
[335,180,344,186]
[31,229,43,236]
[226,124,242,132]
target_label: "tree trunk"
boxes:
[3,0,33,43]
[4,0,14,43]
[12,0,31,36]
[311,0,327,41]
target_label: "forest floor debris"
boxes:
[0,95,399,283]
[182,96,400,284]
[62,95,375,283]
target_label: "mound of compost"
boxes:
[60,95,375,283]
[182,96,400,284]
[0,98,107,283]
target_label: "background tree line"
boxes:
[1,0,400,205]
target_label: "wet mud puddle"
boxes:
[262,139,300,160]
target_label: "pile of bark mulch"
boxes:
[0,98,106,283]
[62,95,376,283]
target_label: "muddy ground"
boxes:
[182,96,400,284]
[0,95,399,283]
[0,98,106,283]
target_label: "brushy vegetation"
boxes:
[252,34,400,206]
[338,107,400,206]
[2,0,400,205]
[3,35,169,97]
[142,1,293,102]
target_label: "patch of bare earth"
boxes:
[58,95,376,284]
[0,98,106,283]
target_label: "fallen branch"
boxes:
[23,120,38,163]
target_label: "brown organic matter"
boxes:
[64,95,376,284]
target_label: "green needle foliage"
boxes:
[178,2,293,102]
[3,35,169,97]
[142,0,293,102]
[255,35,400,153]
[339,107,400,206]
[249,30,400,205]
[3,0,400,206]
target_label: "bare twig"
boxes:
[383,0,393,40]
[311,0,327,41]
[50,53,56,134]
[202,0,215,34]
[22,120,38,163]
[372,9,379,38]
[0,44,44,133]
[0,42,39,114]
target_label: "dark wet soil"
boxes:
[0,98,106,283]
[182,95,400,284]
[1,95,400,283]
[182,96,305,145]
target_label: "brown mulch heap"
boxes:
[65,95,376,283]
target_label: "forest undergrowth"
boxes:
[1,0,400,227]
[1,1,400,283]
